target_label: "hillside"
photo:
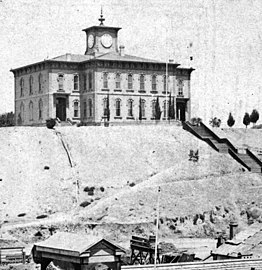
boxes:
[0,125,262,248]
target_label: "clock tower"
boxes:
[83,10,121,55]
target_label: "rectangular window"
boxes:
[178,79,184,96]
[103,73,108,89]
[152,75,157,91]
[58,74,64,91]
[115,73,121,89]
[140,75,145,91]
[74,101,79,117]
[74,75,79,91]
[128,74,133,90]
[116,99,121,116]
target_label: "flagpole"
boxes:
[165,28,168,122]
[154,186,161,270]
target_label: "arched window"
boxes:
[39,99,43,120]
[128,74,133,90]
[115,73,121,89]
[58,74,64,91]
[38,73,43,93]
[127,99,134,117]
[152,99,156,118]
[140,74,145,91]
[141,99,146,118]
[103,73,108,89]
[115,98,121,117]
[20,102,25,123]
[73,101,79,118]
[152,75,157,91]
[29,76,33,95]
[29,101,33,121]
[178,79,184,96]
[73,75,79,91]
[20,78,24,97]
[83,101,87,118]
[88,99,93,117]
[89,72,93,90]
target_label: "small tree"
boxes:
[106,94,110,122]
[227,112,235,127]
[168,94,175,120]
[155,97,162,120]
[243,112,250,128]
[139,98,142,121]
[250,109,259,126]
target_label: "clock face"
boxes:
[101,34,113,48]
[88,34,94,49]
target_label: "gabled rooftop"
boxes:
[35,232,126,255]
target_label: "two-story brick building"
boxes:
[11,13,194,126]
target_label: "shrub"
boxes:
[227,112,235,127]
[37,214,48,219]
[100,186,105,192]
[46,118,56,129]
[190,117,202,126]
[80,201,91,207]
[83,186,95,192]
[209,117,221,127]
[129,182,136,187]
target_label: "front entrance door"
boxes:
[176,102,186,122]
[56,98,66,121]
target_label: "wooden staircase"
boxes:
[183,121,262,173]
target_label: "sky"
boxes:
[1,0,262,126]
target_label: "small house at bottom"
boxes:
[32,232,125,270]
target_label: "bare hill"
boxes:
[1,125,262,244]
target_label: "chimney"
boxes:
[66,53,71,61]
[229,222,238,240]
[119,45,125,56]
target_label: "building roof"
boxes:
[51,54,92,62]
[94,52,162,63]
[50,52,165,64]
[36,232,125,255]
[211,224,262,258]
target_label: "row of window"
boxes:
[19,73,185,97]
[19,99,43,123]
[20,74,44,97]
[82,98,173,119]
[102,73,169,91]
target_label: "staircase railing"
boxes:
[182,122,219,151]
[200,122,238,153]
[246,149,262,168]
[183,121,262,173]
[228,149,251,171]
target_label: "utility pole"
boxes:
[154,186,161,270]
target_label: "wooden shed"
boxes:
[32,232,125,270]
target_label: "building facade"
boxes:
[11,14,194,126]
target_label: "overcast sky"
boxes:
[1,0,262,126]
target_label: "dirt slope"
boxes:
[0,125,262,244]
